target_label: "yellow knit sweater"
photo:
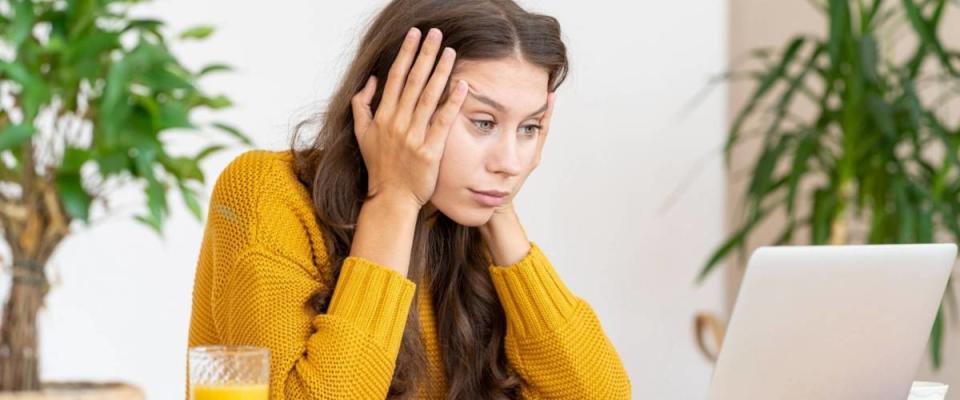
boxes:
[187,150,631,399]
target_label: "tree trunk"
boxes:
[0,260,47,392]
[0,172,68,392]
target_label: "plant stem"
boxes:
[0,261,45,391]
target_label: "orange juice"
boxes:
[192,384,269,400]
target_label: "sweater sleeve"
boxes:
[214,246,416,399]
[488,242,632,399]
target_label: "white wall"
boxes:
[19,1,728,398]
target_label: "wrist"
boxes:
[480,209,530,266]
[351,190,421,276]
[365,189,422,218]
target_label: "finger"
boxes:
[395,28,444,128]
[379,27,422,116]
[408,46,456,141]
[351,75,378,138]
[423,79,468,155]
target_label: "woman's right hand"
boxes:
[351,27,469,209]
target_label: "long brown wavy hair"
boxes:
[290,0,568,398]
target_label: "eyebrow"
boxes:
[466,88,548,118]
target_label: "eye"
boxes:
[471,119,495,132]
[520,124,542,137]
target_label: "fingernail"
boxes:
[407,27,419,39]
[428,28,441,41]
[456,80,468,94]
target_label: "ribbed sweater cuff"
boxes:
[489,242,579,338]
[327,256,416,355]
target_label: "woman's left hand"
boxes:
[479,92,557,265]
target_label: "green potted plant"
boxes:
[0,0,249,396]
[697,0,960,368]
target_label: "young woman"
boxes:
[188,0,631,398]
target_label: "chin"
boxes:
[433,202,494,227]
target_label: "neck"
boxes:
[421,203,438,228]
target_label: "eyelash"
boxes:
[471,119,542,137]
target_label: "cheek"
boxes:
[517,139,540,174]
[437,122,480,182]
[428,123,496,226]
[522,141,539,166]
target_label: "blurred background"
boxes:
[1,0,959,399]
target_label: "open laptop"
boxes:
[707,243,957,400]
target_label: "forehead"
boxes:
[451,57,549,114]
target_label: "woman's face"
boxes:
[425,56,550,226]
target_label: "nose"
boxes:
[487,131,524,177]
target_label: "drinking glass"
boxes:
[188,345,270,400]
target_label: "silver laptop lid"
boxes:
[707,244,956,400]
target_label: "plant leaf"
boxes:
[198,63,233,76]
[195,144,227,162]
[930,304,945,369]
[725,37,808,159]
[697,205,772,283]
[179,25,215,40]
[902,0,956,76]
[212,122,253,146]
[179,182,203,221]
[11,0,35,48]
[55,173,92,222]
[0,124,35,151]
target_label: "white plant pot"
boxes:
[0,382,143,400]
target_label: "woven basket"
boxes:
[0,382,143,400]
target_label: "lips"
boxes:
[470,189,509,198]
[469,189,508,207]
